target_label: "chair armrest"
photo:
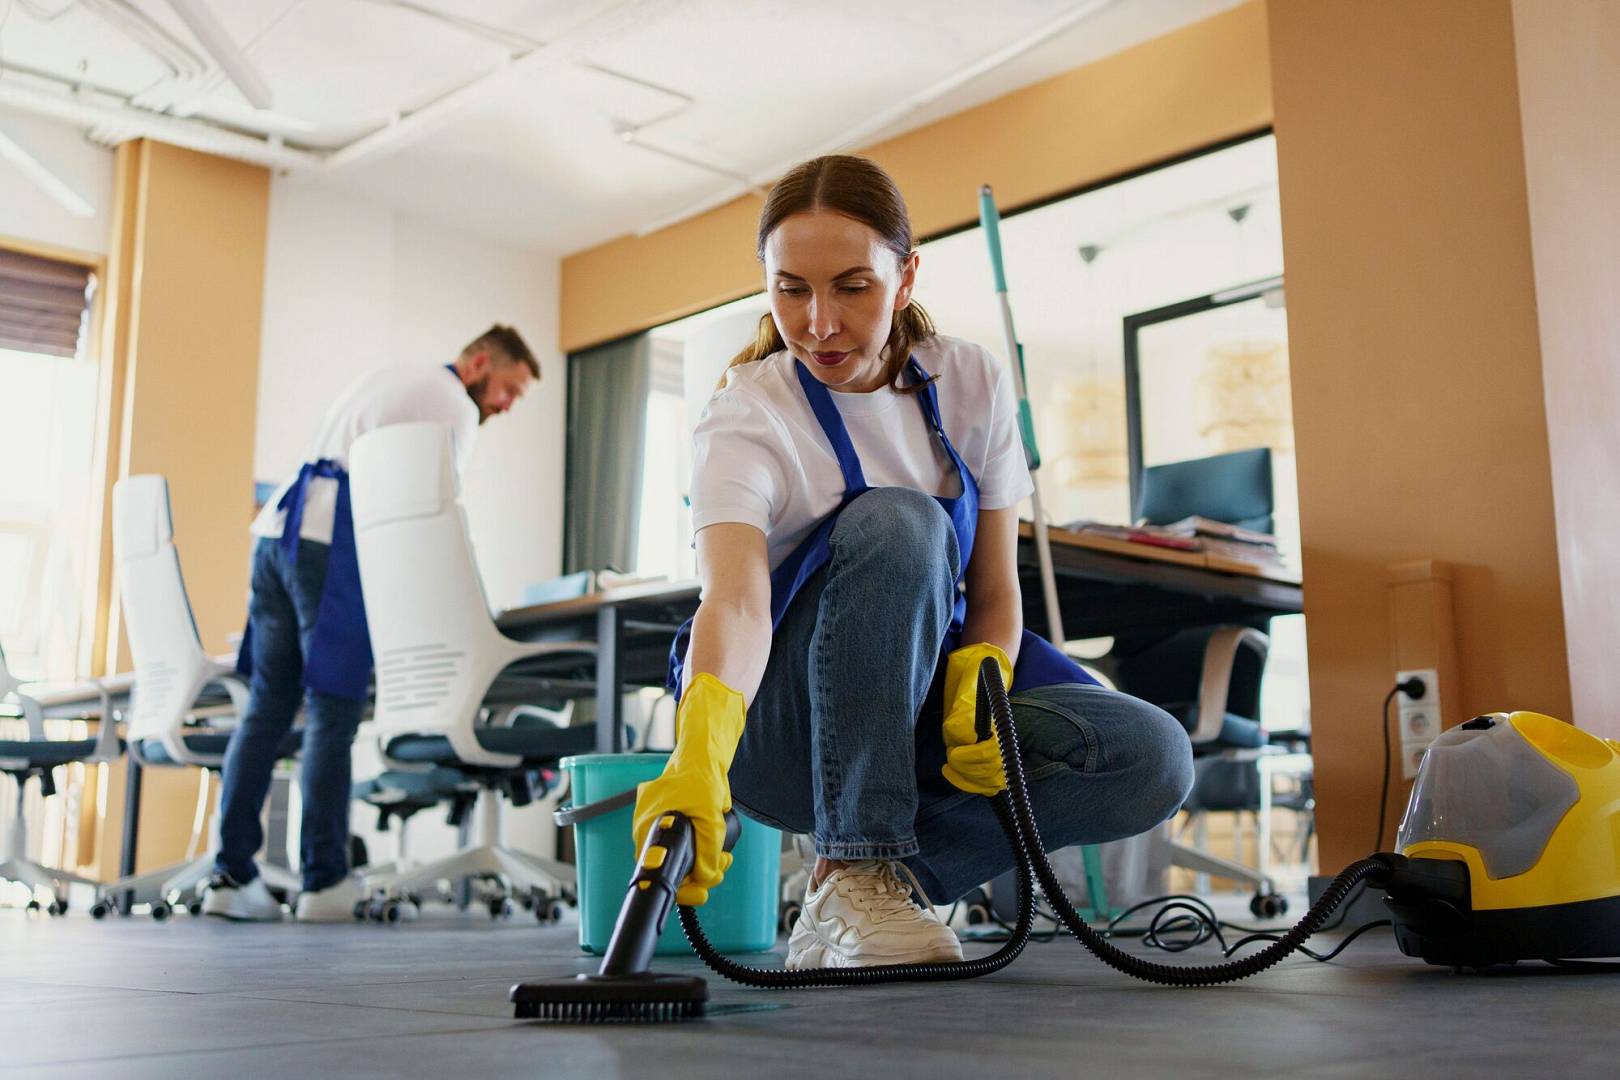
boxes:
[1192,626,1270,745]
[502,703,570,728]
[18,688,46,743]
[87,680,122,763]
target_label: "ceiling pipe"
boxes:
[166,0,276,110]
[0,126,96,217]
[631,0,1118,238]
[0,75,322,171]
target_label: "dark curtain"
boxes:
[563,334,652,574]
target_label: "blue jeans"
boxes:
[729,488,1194,903]
[215,537,364,892]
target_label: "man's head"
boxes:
[456,324,539,423]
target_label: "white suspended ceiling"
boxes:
[0,0,1249,253]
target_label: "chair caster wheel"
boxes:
[91,901,113,920]
[488,897,515,920]
[534,900,563,924]
[187,900,203,917]
[779,901,802,935]
[965,903,992,926]
[354,899,370,921]
[382,898,418,924]
[1249,892,1288,919]
[47,899,67,917]
[25,899,41,914]
[151,901,173,922]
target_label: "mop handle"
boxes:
[979,184,1065,646]
[979,186,1040,471]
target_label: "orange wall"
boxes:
[1512,0,1620,737]
[560,1,1273,352]
[94,139,269,874]
[1268,1,1571,868]
[115,140,268,658]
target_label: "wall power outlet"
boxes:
[1395,668,1442,779]
[1395,669,1440,708]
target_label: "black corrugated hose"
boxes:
[680,657,1388,988]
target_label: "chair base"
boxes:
[98,852,301,911]
[1163,836,1271,893]
[365,844,575,903]
[0,855,97,904]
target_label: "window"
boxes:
[0,248,99,680]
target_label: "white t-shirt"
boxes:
[689,335,1033,570]
[251,364,478,544]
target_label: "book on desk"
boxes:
[1043,516,1297,582]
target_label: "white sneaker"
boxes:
[200,873,284,922]
[785,861,964,969]
[295,877,369,923]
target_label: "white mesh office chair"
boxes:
[0,642,120,912]
[350,421,596,917]
[98,475,299,918]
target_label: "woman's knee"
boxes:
[832,488,959,579]
[1129,699,1195,826]
[1016,684,1192,832]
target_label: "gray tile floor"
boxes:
[6,901,1620,1079]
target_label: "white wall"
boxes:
[0,110,114,256]
[257,177,568,865]
[256,178,565,610]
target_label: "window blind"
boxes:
[0,248,94,359]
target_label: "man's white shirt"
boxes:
[251,364,478,545]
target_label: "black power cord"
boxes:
[1377,677,1431,852]
[681,659,1394,988]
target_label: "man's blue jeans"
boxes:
[729,488,1195,904]
[215,537,364,892]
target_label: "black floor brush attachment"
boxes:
[509,808,740,1022]
[511,972,709,1022]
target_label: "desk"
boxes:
[495,525,1304,754]
[496,580,701,755]
[1017,523,1302,639]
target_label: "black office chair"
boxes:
[1110,448,1312,915]
[0,641,122,914]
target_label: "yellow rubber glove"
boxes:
[941,642,1014,796]
[632,672,746,906]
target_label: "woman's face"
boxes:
[763,209,918,393]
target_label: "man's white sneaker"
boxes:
[785,860,963,969]
[295,877,369,923]
[200,873,284,922]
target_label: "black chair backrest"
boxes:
[1114,447,1277,726]
[1137,447,1274,535]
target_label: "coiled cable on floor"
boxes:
[680,658,1386,988]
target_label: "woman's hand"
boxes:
[941,641,1013,795]
[632,673,747,905]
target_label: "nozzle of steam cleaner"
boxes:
[510,808,742,1022]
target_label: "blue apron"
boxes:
[237,458,373,701]
[668,356,1095,708]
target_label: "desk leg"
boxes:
[120,757,142,909]
[596,606,625,753]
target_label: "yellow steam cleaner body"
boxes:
[1386,710,1620,968]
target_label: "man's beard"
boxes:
[464,374,494,425]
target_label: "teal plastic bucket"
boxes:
[559,753,780,956]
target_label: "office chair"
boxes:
[349,421,597,920]
[0,642,121,912]
[96,475,300,919]
[1112,448,1313,914]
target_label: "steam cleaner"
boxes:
[509,659,1620,1021]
